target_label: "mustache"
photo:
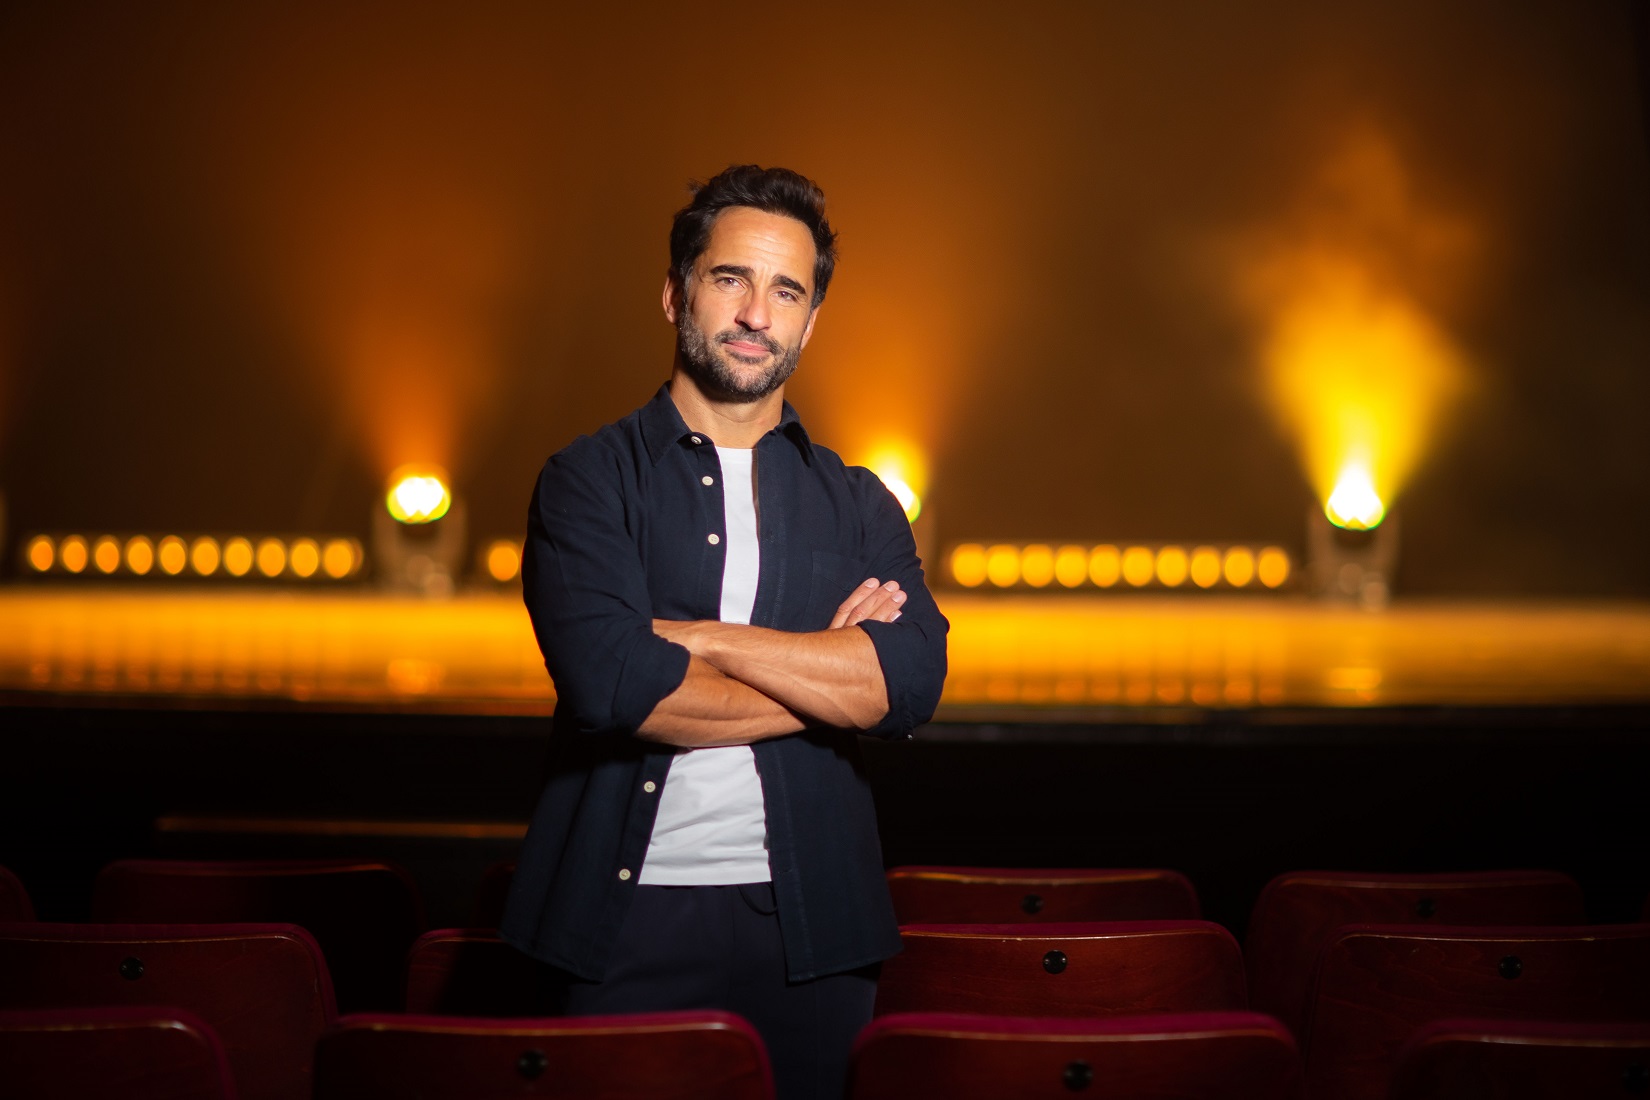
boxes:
[715,330,782,355]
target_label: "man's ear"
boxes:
[662,273,684,324]
[799,304,820,349]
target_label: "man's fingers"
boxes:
[843,582,907,626]
[830,578,883,629]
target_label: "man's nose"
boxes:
[735,289,772,331]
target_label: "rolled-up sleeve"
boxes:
[522,446,690,734]
[850,472,949,739]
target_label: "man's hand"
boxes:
[830,578,906,629]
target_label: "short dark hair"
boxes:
[669,165,838,308]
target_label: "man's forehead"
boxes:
[700,207,816,286]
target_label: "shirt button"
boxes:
[643,781,657,793]
[707,533,720,545]
[618,868,632,881]
[702,476,714,486]
[690,435,702,445]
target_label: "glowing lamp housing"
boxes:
[1324,463,1386,531]
[386,467,453,525]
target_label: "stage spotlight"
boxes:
[60,536,88,574]
[125,536,155,576]
[223,537,254,577]
[1325,461,1386,530]
[1190,546,1221,588]
[950,544,988,588]
[1089,545,1121,587]
[256,538,287,577]
[1054,545,1087,588]
[289,538,320,578]
[93,536,120,575]
[1308,505,1398,609]
[485,539,522,583]
[1021,544,1055,588]
[26,535,53,573]
[374,466,465,595]
[985,544,1020,588]
[1223,547,1255,587]
[1155,546,1188,587]
[386,466,452,524]
[157,536,187,576]
[1258,547,1291,589]
[323,538,357,579]
[1122,546,1154,587]
[191,537,222,576]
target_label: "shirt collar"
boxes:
[639,383,816,466]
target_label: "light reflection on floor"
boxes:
[2,588,1648,715]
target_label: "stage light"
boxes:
[256,538,287,577]
[986,544,1020,588]
[323,539,357,579]
[951,544,988,588]
[289,538,320,578]
[1054,545,1087,588]
[1021,544,1054,588]
[1258,547,1291,588]
[157,536,187,576]
[864,445,926,524]
[485,539,522,582]
[60,536,88,574]
[1190,546,1222,588]
[223,538,254,577]
[93,537,120,575]
[191,537,222,576]
[386,466,452,524]
[1223,547,1256,587]
[1155,546,1188,587]
[880,475,921,523]
[26,535,53,573]
[125,536,155,576]
[1089,545,1121,587]
[1122,546,1154,587]
[1325,461,1386,530]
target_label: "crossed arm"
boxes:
[636,579,908,747]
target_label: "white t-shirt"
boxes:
[638,446,771,885]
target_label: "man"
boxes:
[501,165,949,1098]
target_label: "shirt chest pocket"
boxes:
[802,550,868,631]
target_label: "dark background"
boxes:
[2,1,1648,596]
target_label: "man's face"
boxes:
[665,206,819,404]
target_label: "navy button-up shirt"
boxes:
[501,385,949,982]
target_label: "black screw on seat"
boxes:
[1042,949,1068,974]
[1022,893,1044,915]
[1498,955,1523,980]
[118,957,144,981]
[516,1049,548,1080]
[1062,1059,1093,1091]
[1414,896,1437,918]
[1623,1062,1648,1093]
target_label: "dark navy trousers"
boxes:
[539,883,878,1100]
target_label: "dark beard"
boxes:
[676,309,803,404]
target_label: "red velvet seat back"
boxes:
[1304,923,1650,1100]
[0,1006,237,1100]
[1245,869,1583,1037]
[92,858,424,1012]
[0,921,335,1100]
[314,1010,774,1099]
[0,864,35,921]
[1390,1018,1650,1100]
[850,1011,1304,1100]
[876,921,1246,1017]
[405,928,542,1015]
[886,866,1199,924]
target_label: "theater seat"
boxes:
[313,1010,774,1099]
[1389,1018,1650,1100]
[849,1011,1303,1099]
[886,866,1199,924]
[92,857,424,1012]
[0,921,335,1100]
[875,921,1246,1017]
[0,1006,237,1100]
[1303,922,1650,1100]
[1245,870,1583,1038]
[0,864,35,920]
[405,928,543,1015]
